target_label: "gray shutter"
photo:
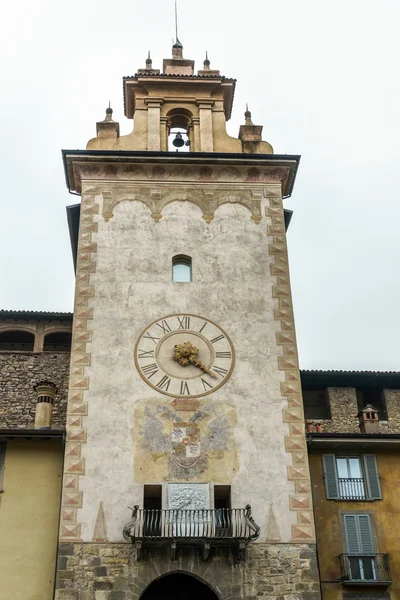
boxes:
[363,455,382,500]
[322,454,339,499]
[344,514,361,553]
[344,514,374,555]
[357,515,374,554]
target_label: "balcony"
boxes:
[123,505,260,561]
[339,554,392,586]
[338,478,366,500]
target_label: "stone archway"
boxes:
[140,572,219,600]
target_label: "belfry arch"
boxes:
[140,572,219,600]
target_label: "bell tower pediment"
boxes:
[86,41,273,155]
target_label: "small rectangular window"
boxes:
[303,389,330,419]
[322,454,381,500]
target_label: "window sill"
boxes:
[341,580,392,587]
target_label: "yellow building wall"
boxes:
[0,439,63,600]
[310,450,400,600]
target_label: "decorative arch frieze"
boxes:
[100,185,264,225]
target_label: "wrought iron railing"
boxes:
[339,554,391,584]
[123,505,260,543]
[338,478,366,500]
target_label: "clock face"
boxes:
[134,314,235,398]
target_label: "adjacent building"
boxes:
[304,371,400,600]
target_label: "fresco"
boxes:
[134,398,237,481]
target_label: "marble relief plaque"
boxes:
[167,483,210,510]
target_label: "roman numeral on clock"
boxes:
[180,381,190,395]
[177,316,191,329]
[210,334,225,344]
[157,375,171,391]
[138,348,154,359]
[141,363,159,379]
[201,378,213,391]
[156,320,172,335]
[199,321,207,333]
[216,352,231,359]
[213,365,228,378]
[143,332,160,344]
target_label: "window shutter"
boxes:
[363,455,382,500]
[322,454,339,499]
[358,515,374,554]
[344,514,375,555]
[344,514,361,553]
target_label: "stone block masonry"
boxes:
[0,352,69,428]
[55,543,320,600]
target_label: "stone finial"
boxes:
[244,103,253,125]
[239,105,264,153]
[172,39,183,59]
[197,51,220,77]
[137,52,160,75]
[96,104,120,140]
[163,39,194,75]
[34,381,57,429]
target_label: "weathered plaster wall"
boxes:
[55,542,320,600]
[310,451,400,600]
[0,352,70,428]
[77,193,294,542]
[60,171,313,546]
[0,440,63,600]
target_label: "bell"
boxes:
[172,132,185,148]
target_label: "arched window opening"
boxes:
[169,127,190,153]
[0,330,35,351]
[167,108,193,153]
[43,331,72,352]
[172,255,192,282]
[140,572,218,600]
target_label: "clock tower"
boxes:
[56,42,320,600]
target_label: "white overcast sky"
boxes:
[0,0,399,371]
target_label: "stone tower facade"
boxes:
[55,42,320,600]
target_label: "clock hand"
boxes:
[173,342,217,378]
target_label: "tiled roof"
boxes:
[301,369,400,375]
[0,310,73,320]
[124,74,236,81]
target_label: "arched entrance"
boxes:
[140,572,219,600]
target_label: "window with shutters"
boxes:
[322,454,382,500]
[342,514,376,581]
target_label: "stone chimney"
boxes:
[34,381,57,429]
[358,404,380,434]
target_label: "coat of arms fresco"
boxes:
[134,399,237,481]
